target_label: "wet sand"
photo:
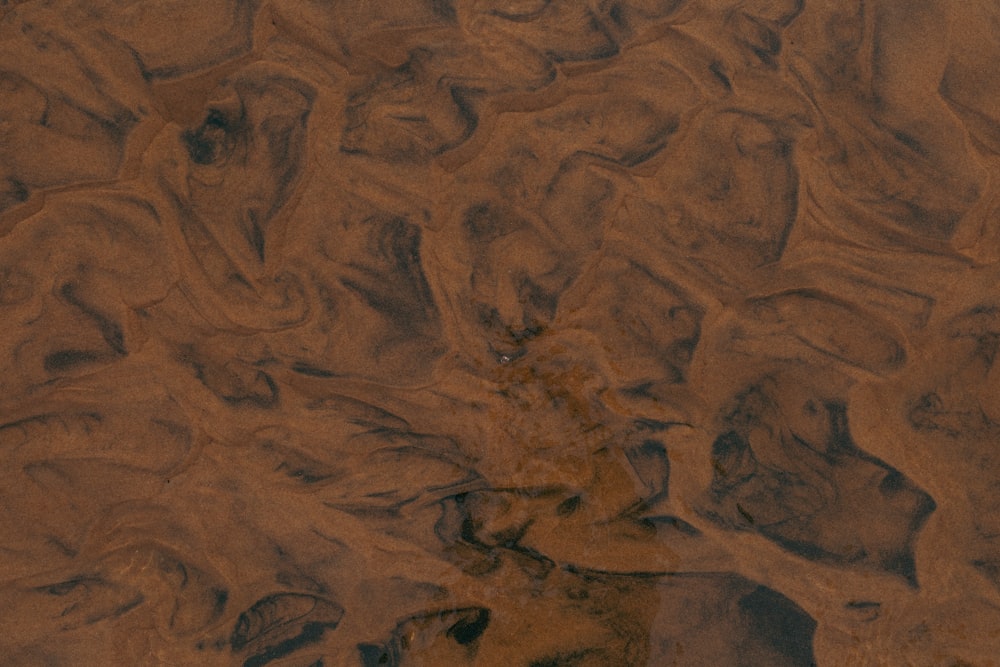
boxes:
[2,1,1000,665]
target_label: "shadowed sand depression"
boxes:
[2,0,1000,665]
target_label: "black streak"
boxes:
[341,217,440,331]
[529,650,602,667]
[36,576,101,596]
[222,371,280,409]
[845,600,881,610]
[6,178,29,203]
[556,495,581,516]
[243,622,329,667]
[59,282,127,355]
[432,0,457,22]
[738,585,818,665]
[245,209,266,262]
[547,14,619,63]
[646,515,701,536]
[183,107,242,165]
[358,643,395,667]
[736,502,755,525]
[445,86,479,149]
[709,61,732,89]
[609,3,625,27]
[447,608,490,645]
[463,202,519,243]
[213,588,229,617]
[44,349,100,372]
[881,550,919,588]
[231,594,344,666]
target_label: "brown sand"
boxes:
[1,1,999,665]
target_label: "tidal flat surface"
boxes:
[1,1,999,664]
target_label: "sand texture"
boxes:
[2,0,1000,665]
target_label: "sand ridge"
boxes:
[1,0,999,664]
